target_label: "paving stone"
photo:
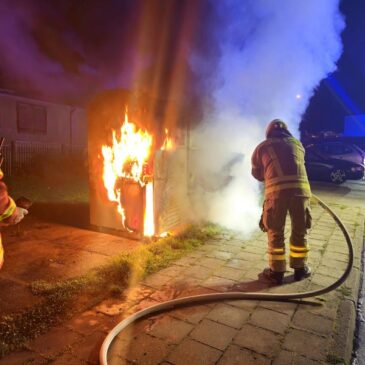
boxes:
[183,266,212,280]
[273,350,325,365]
[249,307,290,334]
[27,326,82,357]
[292,310,333,335]
[201,276,237,290]
[65,310,102,335]
[258,301,297,316]
[235,252,263,261]
[217,345,271,365]
[225,259,249,269]
[219,245,243,254]
[206,250,234,260]
[215,266,245,281]
[206,303,250,329]
[233,324,282,358]
[283,328,328,361]
[189,319,237,351]
[73,331,105,363]
[143,272,173,288]
[147,315,194,343]
[198,257,226,269]
[302,301,338,320]
[225,299,259,311]
[52,352,87,364]
[157,265,187,277]
[167,338,221,365]
[173,256,199,266]
[311,273,337,287]
[118,333,174,365]
[0,350,46,365]
[170,304,211,324]
[242,269,261,280]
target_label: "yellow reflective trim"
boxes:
[0,239,3,265]
[267,146,284,177]
[0,197,16,221]
[290,251,308,258]
[267,175,304,186]
[290,245,309,252]
[265,182,311,195]
[268,254,286,260]
[271,248,285,254]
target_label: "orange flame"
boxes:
[161,128,174,151]
[101,111,154,234]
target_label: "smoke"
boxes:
[190,0,345,234]
[0,0,203,106]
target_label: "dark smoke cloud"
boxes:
[0,0,220,107]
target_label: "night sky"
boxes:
[0,0,363,133]
[301,0,365,133]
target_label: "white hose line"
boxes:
[99,194,353,365]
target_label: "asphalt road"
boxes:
[311,178,365,209]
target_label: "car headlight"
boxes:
[351,166,363,172]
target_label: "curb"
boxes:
[329,211,365,364]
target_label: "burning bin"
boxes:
[88,92,190,239]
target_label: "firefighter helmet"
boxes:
[266,119,288,138]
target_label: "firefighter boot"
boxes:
[262,268,284,285]
[294,265,311,281]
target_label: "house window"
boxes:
[17,102,47,134]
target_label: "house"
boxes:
[0,89,87,174]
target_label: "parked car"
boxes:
[305,150,365,184]
[306,141,365,165]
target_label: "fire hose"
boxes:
[99,194,354,365]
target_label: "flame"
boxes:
[144,182,155,236]
[101,111,154,234]
[161,128,174,151]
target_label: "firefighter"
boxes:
[251,119,312,284]
[0,169,28,269]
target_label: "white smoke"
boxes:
[189,0,345,234]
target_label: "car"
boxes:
[305,150,365,184]
[306,141,365,165]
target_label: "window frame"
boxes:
[16,102,48,135]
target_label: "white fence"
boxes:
[1,141,86,176]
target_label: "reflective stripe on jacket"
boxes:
[0,197,17,268]
[251,137,311,198]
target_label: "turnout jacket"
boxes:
[251,134,311,199]
[0,170,17,269]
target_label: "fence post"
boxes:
[11,141,16,175]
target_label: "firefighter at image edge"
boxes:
[0,168,28,270]
[251,119,312,284]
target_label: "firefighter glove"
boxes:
[13,207,28,224]
[259,214,267,232]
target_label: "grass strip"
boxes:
[0,223,225,357]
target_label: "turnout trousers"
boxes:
[262,196,311,272]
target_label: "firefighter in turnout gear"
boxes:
[251,119,312,284]
[0,169,28,269]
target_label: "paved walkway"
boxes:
[0,186,364,365]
